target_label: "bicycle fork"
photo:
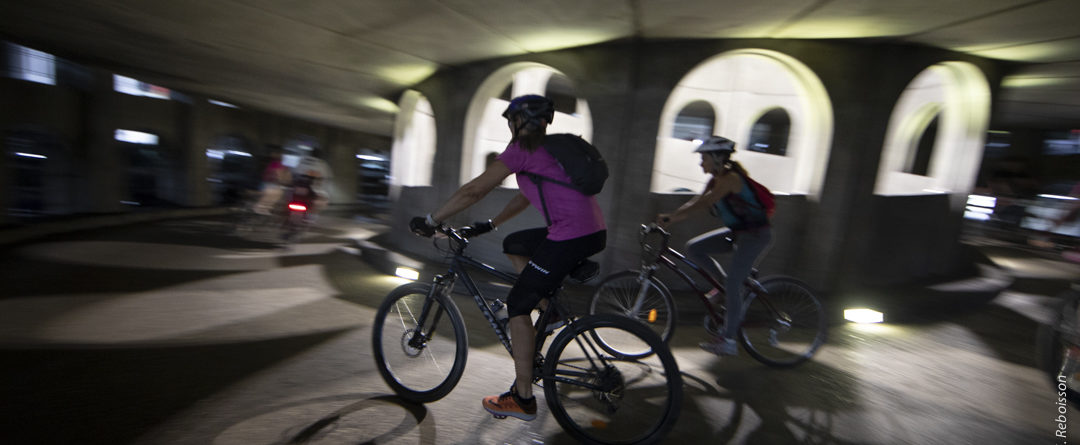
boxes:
[630,267,658,320]
[406,274,455,353]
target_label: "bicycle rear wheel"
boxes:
[372,282,468,403]
[543,314,682,445]
[739,276,826,367]
[589,271,676,359]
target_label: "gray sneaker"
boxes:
[699,337,738,356]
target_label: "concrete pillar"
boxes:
[183,99,214,207]
[83,68,124,213]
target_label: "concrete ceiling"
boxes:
[3,0,1079,136]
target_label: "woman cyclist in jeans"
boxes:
[657,136,772,356]
[410,95,606,421]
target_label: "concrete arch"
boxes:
[653,49,834,198]
[390,90,436,192]
[874,61,991,201]
[461,62,593,187]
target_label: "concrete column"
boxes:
[84,68,124,213]
[183,99,214,207]
[0,128,8,226]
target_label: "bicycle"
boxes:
[589,223,827,367]
[371,225,683,445]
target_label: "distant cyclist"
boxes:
[410,94,606,422]
[252,145,291,215]
[657,136,772,356]
[291,147,332,218]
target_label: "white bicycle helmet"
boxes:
[694,136,736,154]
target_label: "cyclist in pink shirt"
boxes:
[411,95,606,422]
[253,146,291,215]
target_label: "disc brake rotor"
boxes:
[400,329,424,357]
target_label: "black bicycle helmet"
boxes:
[502,94,555,125]
[693,136,736,154]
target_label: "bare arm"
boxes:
[658,171,741,227]
[430,160,513,222]
[492,193,531,228]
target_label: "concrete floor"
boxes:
[0,213,1077,444]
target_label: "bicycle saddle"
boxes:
[568,259,600,284]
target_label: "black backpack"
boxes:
[523,133,608,224]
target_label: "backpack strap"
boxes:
[522,173,556,226]
[522,171,579,192]
[731,170,764,210]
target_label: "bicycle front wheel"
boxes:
[739,276,827,367]
[589,271,676,359]
[372,282,468,403]
[543,314,682,445]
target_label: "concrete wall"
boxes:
[386,38,1006,304]
[1,69,391,222]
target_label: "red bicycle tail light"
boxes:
[288,203,307,212]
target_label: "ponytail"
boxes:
[724,159,749,177]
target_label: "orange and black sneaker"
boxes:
[482,385,537,421]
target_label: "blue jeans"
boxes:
[685,227,773,339]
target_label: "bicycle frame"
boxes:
[419,230,565,367]
[650,245,727,326]
[639,224,784,330]
[440,252,519,352]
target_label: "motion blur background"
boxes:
[2,0,1079,301]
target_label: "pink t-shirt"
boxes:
[497,140,606,241]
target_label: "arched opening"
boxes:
[672,101,716,141]
[356,148,390,202]
[874,61,991,200]
[906,115,939,176]
[654,49,833,197]
[462,63,593,187]
[205,134,256,206]
[5,128,68,217]
[390,90,436,193]
[125,141,164,206]
[747,108,791,156]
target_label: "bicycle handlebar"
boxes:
[638,223,672,265]
[433,225,470,254]
[640,223,671,240]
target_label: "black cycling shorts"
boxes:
[504,229,606,318]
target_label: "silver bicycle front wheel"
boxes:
[589,270,676,359]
